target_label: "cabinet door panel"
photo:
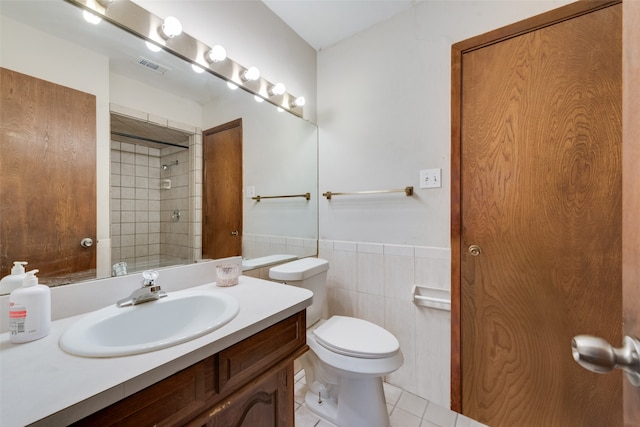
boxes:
[219,312,305,393]
[193,365,293,427]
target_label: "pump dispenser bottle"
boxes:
[9,269,51,343]
[0,261,28,294]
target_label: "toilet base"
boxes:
[304,376,390,427]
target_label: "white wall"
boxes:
[202,90,319,259]
[317,0,574,406]
[110,73,202,128]
[318,0,574,247]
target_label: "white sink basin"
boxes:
[59,290,239,357]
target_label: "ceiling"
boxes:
[261,0,416,51]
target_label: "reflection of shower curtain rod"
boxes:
[110,131,188,149]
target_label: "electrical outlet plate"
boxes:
[420,169,441,189]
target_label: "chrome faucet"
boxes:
[116,270,167,307]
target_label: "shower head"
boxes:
[161,160,179,170]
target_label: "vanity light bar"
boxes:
[65,0,304,117]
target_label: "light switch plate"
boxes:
[246,186,255,198]
[420,169,441,189]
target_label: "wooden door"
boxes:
[202,119,242,259]
[0,68,96,283]
[622,0,640,424]
[451,2,622,426]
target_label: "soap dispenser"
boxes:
[0,261,28,294]
[9,269,51,343]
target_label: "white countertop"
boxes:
[0,276,312,426]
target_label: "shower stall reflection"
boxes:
[110,119,192,275]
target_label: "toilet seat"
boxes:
[312,316,399,359]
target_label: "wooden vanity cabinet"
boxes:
[188,364,294,427]
[72,311,306,427]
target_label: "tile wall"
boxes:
[159,147,191,264]
[108,105,203,275]
[318,239,451,407]
[110,141,195,273]
[243,234,318,262]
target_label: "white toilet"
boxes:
[269,257,403,427]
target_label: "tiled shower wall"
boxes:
[318,239,451,408]
[110,141,191,273]
[159,147,191,265]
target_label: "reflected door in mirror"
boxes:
[0,68,96,283]
[203,119,242,259]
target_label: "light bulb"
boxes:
[207,45,227,63]
[145,41,162,52]
[191,64,205,73]
[227,82,239,90]
[291,96,306,107]
[83,10,102,24]
[161,16,182,38]
[242,66,260,82]
[254,95,264,103]
[269,82,286,96]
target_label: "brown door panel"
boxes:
[0,68,97,282]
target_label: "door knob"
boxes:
[468,245,481,256]
[571,335,640,387]
[80,238,94,248]
[230,231,239,236]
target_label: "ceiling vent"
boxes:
[136,56,171,75]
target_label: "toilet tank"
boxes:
[269,258,329,326]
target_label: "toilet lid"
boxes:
[312,316,399,359]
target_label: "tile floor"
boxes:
[293,370,487,427]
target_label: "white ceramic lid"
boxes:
[312,316,400,359]
[269,257,329,281]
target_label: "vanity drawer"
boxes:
[218,311,306,394]
[72,357,216,427]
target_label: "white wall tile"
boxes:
[321,238,451,404]
[415,246,450,260]
[329,287,357,318]
[147,114,168,127]
[357,251,384,295]
[334,240,357,252]
[356,292,385,327]
[415,307,451,407]
[384,244,414,257]
[384,253,414,302]
[358,242,384,254]
[331,247,357,292]
[318,239,334,251]
[318,242,334,273]
[385,298,417,394]
[415,257,451,291]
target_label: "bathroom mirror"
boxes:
[0,0,318,291]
